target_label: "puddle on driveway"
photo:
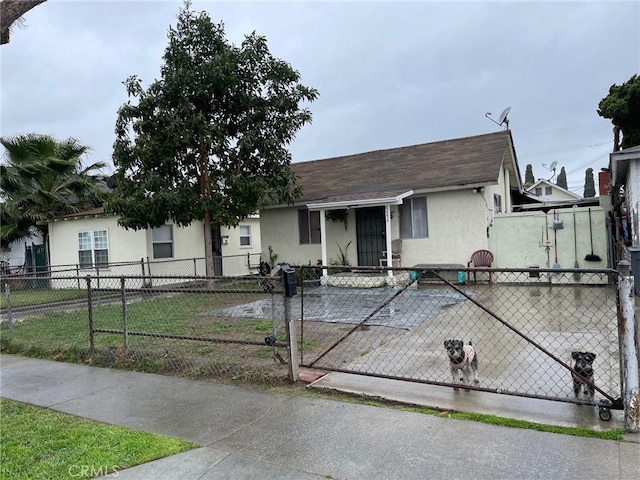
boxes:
[204,286,469,329]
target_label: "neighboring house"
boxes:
[610,144,640,253]
[260,130,523,272]
[0,232,44,274]
[47,208,262,283]
[526,179,582,202]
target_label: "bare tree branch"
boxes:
[1,0,46,45]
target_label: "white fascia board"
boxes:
[306,190,414,211]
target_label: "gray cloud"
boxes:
[1,0,638,196]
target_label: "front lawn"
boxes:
[0,398,197,480]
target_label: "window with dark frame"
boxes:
[399,197,428,238]
[545,186,553,195]
[298,209,321,244]
[152,225,174,259]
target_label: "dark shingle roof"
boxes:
[291,130,515,204]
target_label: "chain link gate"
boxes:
[297,265,623,419]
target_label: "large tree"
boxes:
[556,167,567,190]
[524,164,534,188]
[0,134,107,251]
[583,167,596,198]
[107,2,318,278]
[598,74,640,150]
[0,0,46,45]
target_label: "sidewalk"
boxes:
[1,354,638,480]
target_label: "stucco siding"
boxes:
[261,189,497,268]
[489,206,607,270]
[49,215,147,269]
[48,215,261,279]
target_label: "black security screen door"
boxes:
[356,207,386,266]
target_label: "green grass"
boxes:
[0,398,197,480]
[0,291,271,352]
[0,290,294,384]
[0,288,111,309]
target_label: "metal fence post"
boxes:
[87,275,95,354]
[4,281,13,339]
[121,277,128,350]
[617,260,640,432]
[284,294,299,382]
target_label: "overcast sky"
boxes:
[1,0,638,196]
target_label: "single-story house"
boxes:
[47,208,262,284]
[526,179,582,202]
[260,130,523,273]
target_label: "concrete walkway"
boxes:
[1,354,638,480]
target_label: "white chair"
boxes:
[379,239,402,267]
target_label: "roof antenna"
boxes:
[485,106,511,129]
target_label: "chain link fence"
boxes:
[5,253,264,282]
[1,271,292,384]
[296,265,622,407]
[0,264,627,407]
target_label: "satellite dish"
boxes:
[106,175,118,189]
[542,161,558,181]
[484,106,512,129]
[498,106,511,127]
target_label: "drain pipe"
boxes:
[617,260,640,433]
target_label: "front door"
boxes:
[356,207,386,266]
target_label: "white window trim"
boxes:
[78,229,109,269]
[399,197,428,239]
[239,225,251,247]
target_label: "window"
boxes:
[152,225,173,259]
[78,230,109,268]
[545,186,553,195]
[298,209,321,244]
[239,225,251,246]
[535,187,542,196]
[494,194,502,214]
[399,197,428,238]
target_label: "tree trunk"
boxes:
[1,0,47,45]
[203,209,215,285]
[199,144,215,288]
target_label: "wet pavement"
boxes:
[208,285,467,329]
[1,354,638,480]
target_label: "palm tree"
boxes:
[0,134,107,258]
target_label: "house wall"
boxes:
[261,188,496,268]
[527,181,579,201]
[0,233,44,270]
[260,207,355,266]
[49,215,147,272]
[625,161,640,246]
[489,206,607,271]
[48,215,261,286]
